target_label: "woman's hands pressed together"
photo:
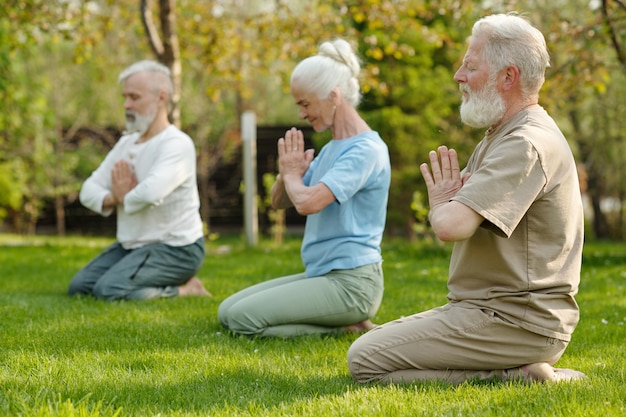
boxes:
[277,127,315,179]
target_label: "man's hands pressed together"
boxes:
[420,145,464,212]
[420,145,481,242]
[103,160,138,211]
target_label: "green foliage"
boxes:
[0,160,26,220]
[293,0,483,235]
[0,234,624,416]
[2,0,626,239]
[261,172,286,244]
[410,189,435,242]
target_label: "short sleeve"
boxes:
[452,136,546,238]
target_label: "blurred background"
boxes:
[1,0,624,241]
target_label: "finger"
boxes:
[448,148,461,180]
[428,150,441,182]
[277,137,286,156]
[304,149,315,163]
[295,129,304,151]
[284,128,295,151]
[420,162,435,190]
[438,146,451,180]
[112,162,122,179]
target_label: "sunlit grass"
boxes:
[0,234,624,416]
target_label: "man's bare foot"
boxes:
[521,362,586,383]
[178,277,212,297]
[345,319,377,333]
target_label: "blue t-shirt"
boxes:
[301,131,391,277]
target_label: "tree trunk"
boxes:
[588,171,610,239]
[602,0,626,73]
[140,0,181,127]
[55,195,66,236]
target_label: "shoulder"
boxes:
[345,131,388,154]
[163,125,193,141]
[159,126,195,150]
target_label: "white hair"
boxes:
[290,39,362,107]
[472,13,550,97]
[118,60,173,98]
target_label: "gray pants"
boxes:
[218,262,384,338]
[348,302,568,385]
[68,238,205,301]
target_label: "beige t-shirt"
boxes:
[449,105,583,341]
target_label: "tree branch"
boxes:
[602,0,626,72]
[140,0,165,59]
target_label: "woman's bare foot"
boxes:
[178,277,212,297]
[345,319,377,333]
[521,362,586,383]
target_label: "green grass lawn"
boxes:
[0,233,624,416]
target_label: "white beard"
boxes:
[124,103,157,135]
[459,76,506,129]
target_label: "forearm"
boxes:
[79,179,115,216]
[271,174,293,209]
[282,173,334,216]
[428,201,483,242]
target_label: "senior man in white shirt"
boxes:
[68,60,210,300]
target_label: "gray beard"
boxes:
[124,111,156,135]
[459,80,506,129]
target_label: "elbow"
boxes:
[292,200,321,216]
[78,184,89,205]
[293,204,313,216]
[434,229,460,242]
[430,216,473,242]
[428,202,480,242]
[432,223,474,242]
[271,195,291,210]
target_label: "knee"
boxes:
[347,341,369,383]
[219,303,263,336]
[67,281,82,296]
[347,336,387,384]
[92,280,124,301]
[67,276,90,296]
[217,302,230,329]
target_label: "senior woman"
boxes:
[218,38,391,337]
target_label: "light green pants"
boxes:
[218,262,384,338]
[348,302,569,385]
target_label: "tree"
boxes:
[534,0,626,239]
[141,0,182,127]
[602,0,626,72]
[3,0,626,240]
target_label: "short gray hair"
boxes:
[290,38,362,107]
[118,60,173,98]
[472,13,550,97]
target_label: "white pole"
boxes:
[242,111,258,246]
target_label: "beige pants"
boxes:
[348,302,568,385]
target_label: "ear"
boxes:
[501,65,520,92]
[329,87,341,105]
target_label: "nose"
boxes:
[453,67,465,84]
[298,108,307,120]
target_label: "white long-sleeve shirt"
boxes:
[79,125,204,249]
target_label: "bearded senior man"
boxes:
[68,60,210,300]
[348,13,586,384]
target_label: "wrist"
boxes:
[105,192,119,208]
[282,172,301,182]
